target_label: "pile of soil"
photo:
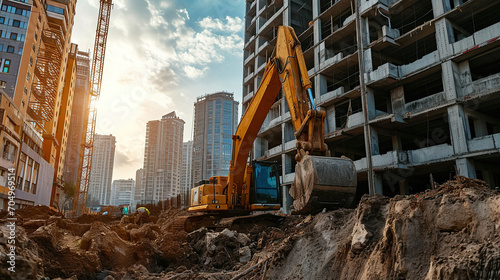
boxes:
[13,205,63,220]
[73,214,118,224]
[1,176,500,279]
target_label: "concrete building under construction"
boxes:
[63,51,91,187]
[243,0,500,208]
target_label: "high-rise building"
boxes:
[49,43,78,208]
[192,92,238,184]
[244,0,500,212]
[88,134,115,206]
[0,0,79,209]
[181,140,193,206]
[142,112,184,203]
[110,179,134,206]
[63,51,91,187]
[134,168,144,204]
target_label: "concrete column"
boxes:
[282,184,293,214]
[456,157,477,179]
[392,135,402,151]
[366,88,377,119]
[431,0,447,17]
[314,75,322,101]
[282,4,290,26]
[281,153,293,214]
[283,122,294,142]
[312,0,319,18]
[318,74,328,96]
[253,137,268,159]
[442,60,462,100]
[360,16,370,47]
[390,86,405,116]
[374,173,383,195]
[313,20,321,75]
[435,18,455,60]
[325,104,336,133]
[370,126,380,155]
[458,61,473,96]
[447,105,469,155]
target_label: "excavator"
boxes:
[176,26,357,232]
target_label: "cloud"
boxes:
[199,16,243,33]
[72,0,245,179]
[183,65,208,79]
[114,150,134,167]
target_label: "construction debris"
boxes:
[1,176,500,279]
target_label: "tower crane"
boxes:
[73,0,113,216]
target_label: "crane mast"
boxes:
[73,0,113,216]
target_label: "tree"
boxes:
[60,182,76,210]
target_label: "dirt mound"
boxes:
[262,177,500,280]
[2,177,500,279]
[73,213,118,224]
[14,205,63,220]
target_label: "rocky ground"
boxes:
[1,176,500,279]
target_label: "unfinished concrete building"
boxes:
[243,0,500,210]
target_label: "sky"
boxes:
[71,0,246,180]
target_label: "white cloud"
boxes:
[72,0,245,179]
[199,16,243,33]
[183,65,208,79]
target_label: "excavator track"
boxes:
[172,213,284,232]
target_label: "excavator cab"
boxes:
[250,161,281,206]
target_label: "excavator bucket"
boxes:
[291,155,357,214]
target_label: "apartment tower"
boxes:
[192,92,239,184]
[88,134,116,206]
[181,140,193,206]
[110,178,135,206]
[243,0,500,212]
[0,0,79,209]
[142,112,184,203]
[134,168,144,206]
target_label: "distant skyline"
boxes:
[71,0,245,180]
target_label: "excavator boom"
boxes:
[188,26,356,218]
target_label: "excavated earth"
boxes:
[1,176,500,279]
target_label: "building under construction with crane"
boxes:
[73,0,113,215]
[243,0,500,210]
[0,0,112,213]
[0,0,80,210]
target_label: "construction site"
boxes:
[1,0,500,279]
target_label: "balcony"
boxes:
[467,133,500,153]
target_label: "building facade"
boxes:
[88,134,115,206]
[192,92,239,184]
[63,51,90,187]
[110,178,134,206]
[133,168,144,207]
[243,0,500,211]
[0,0,78,209]
[142,112,184,203]
[181,140,192,206]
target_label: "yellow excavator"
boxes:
[177,26,357,232]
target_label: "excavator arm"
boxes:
[228,26,356,213]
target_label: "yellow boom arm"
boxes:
[227,26,328,209]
